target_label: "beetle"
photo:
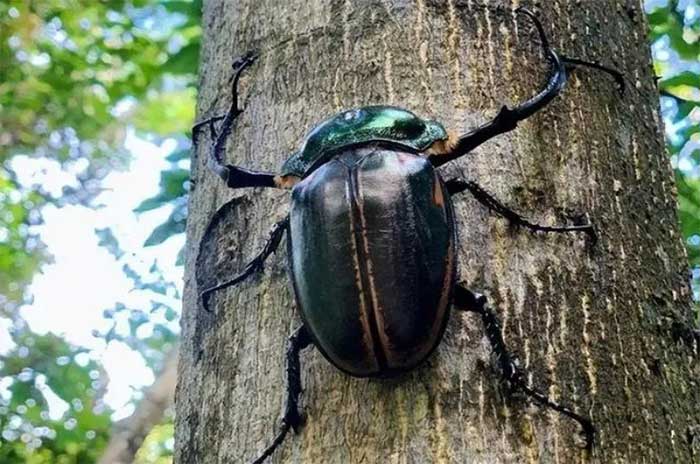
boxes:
[193,9,624,463]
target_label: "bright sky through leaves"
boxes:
[0,0,198,460]
[5,131,183,420]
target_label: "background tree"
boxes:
[176,1,699,463]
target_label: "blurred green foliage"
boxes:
[648,0,700,317]
[0,0,200,310]
[135,422,174,464]
[0,0,201,462]
[0,331,111,463]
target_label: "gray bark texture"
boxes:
[176,1,700,462]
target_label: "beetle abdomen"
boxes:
[288,147,456,377]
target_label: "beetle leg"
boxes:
[192,51,296,189]
[445,178,595,239]
[251,325,312,464]
[192,114,226,146]
[428,8,623,168]
[200,216,289,312]
[561,56,625,95]
[453,285,595,450]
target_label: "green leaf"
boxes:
[159,0,198,15]
[162,42,200,75]
[166,148,191,162]
[175,246,185,266]
[95,227,124,259]
[135,169,189,212]
[131,89,197,135]
[143,205,186,246]
[660,72,700,102]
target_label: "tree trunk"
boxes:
[176,1,700,462]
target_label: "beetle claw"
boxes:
[282,411,305,433]
[200,293,209,312]
[232,50,258,71]
[585,224,598,246]
[577,422,596,451]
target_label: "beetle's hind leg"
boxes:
[445,178,595,240]
[199,216,289,312]
[251,326,312,464]
[453,285,595,450]
[428,8,623,168]
[191,51,296,190]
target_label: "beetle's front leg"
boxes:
[428,8,623,168]
[453,285,595,450]
[192,51,298,190]
[562,56,625,93]
[192,114,226,146]
[251,326,312,464]
[199,216,289,312]
[445,178,595,239]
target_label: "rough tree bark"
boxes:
[176,1,700,462]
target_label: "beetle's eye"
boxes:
[343,109,362,121]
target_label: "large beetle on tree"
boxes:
[193,8,624,463]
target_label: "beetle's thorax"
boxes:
[281,106,448,179]
[323,146,408,171]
